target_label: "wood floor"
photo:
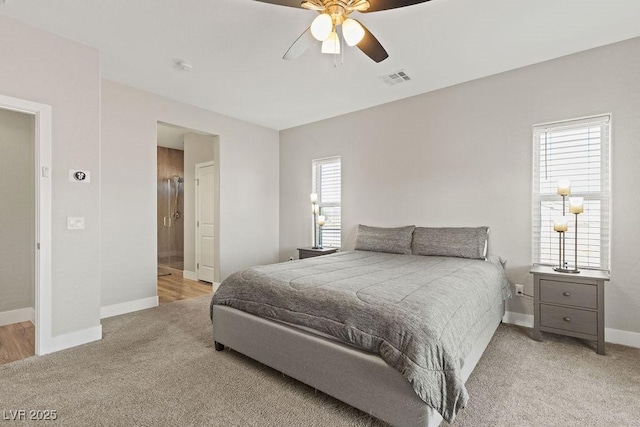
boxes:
[157,271,213,304]
[0,321,35,365]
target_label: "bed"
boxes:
[210,226,510,426]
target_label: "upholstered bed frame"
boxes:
[212,299,504,427]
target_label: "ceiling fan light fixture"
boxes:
[321,31,341,54]
[310,13,333,41]
[349,0,370,12]
[301,0,324,11]
[342,18,365,46]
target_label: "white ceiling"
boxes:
[2,0,640,130]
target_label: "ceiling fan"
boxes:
[254,0,432,63]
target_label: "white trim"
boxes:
[100,296,159,319]
[604,327,640,349]
[212,282,220,292]
[41,325,102,355]
[502,311,534,328]
[502,311,640,349]
[183,270,198,281]
[0,307,35,327]
[0,94,52,357]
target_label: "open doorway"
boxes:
[0,108,35,364]
[156,122,217,304]
[0,95,52,362]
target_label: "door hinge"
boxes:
[197,221,199,227]
[197,263,200,269]
[37,242,40,250]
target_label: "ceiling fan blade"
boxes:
[361,0,431,13]
[253,0,304,8]
[283,27,316,60]
[356,23,389,63]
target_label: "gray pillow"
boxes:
[355,225,416,255]
[411,227,489,259]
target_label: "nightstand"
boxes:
[530,265,609,355]
[297,247,338,259]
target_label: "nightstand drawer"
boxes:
[540,280,597,309]
[540,304,597,336]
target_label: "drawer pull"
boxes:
[563,317,571,322]
[563,292,571,297]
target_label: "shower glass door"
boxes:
[157,147,184,271]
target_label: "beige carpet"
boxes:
[1,296,638,426]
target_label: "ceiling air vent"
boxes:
[379,70,412,87]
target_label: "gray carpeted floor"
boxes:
[1,296,639,426]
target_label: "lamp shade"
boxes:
[569,197,584,214]
[553,216,568,232]
[342,19,365,46]
[318,215,326,226]
[310,193,318,204]
[557,180,571,196]
[311,13,332,41]
[321,31,341,54]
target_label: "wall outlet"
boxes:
[515,284,524,296]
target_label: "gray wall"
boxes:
[0,16,101,336]
[280,37,640,335]
[0,14,279,338]
[183,132,216,276]
[0,108,35,313]
[101,80,279,308]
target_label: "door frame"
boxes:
[0,94,52,356]
[195,161,215,282]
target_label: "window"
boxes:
[313,157,341,248]
[533,115,610,270]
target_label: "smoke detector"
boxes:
[174,60,193,72]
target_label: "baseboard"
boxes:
[212,282,220,292]
[0,307,35,327]
[183,270,197,281]
[100,296,159,319]
[605,327,640,348]
[39,325,102,355]
[502,310,640,349]
[502,311,534,328]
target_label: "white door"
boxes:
[196,162,215,283]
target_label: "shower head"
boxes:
[172,175,184,184]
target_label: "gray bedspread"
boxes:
[211,251,510,422]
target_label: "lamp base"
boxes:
[553,267,580,274]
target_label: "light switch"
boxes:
[67,217,85,230]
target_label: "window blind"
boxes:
[532,115,610,270]
[313,157,341,248]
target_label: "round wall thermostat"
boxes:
[68,169,90,183]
